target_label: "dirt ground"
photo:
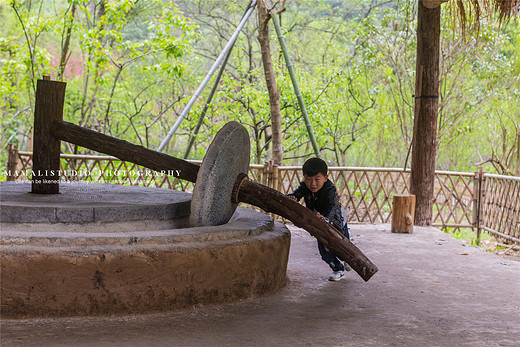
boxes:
[1,224,519,347]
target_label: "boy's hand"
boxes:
[316,212,327,222]
[287,195,297,202]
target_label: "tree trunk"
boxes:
[410,2,441,226]
[57,3,75,81]
[257,0,283,166]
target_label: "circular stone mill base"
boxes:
[0,182,290,318]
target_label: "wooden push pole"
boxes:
[32,77,66,194]
[236,176,378,282]
[391,194,416,233]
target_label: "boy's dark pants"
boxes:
[318,223,350,272]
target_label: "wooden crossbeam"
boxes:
[52,120,200,183]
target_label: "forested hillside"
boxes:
[1,0,519,176]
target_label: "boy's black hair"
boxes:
[302,157,328,177]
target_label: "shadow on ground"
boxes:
[1,224,519,347]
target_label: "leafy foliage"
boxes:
[1,0,519,175]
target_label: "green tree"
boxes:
[1,0,198,160]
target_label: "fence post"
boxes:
[472,170,480,243]
[272,164,279,192]
[478,168,486,244]
[473,167,485,245]
[27,132,33,152]
[31,76,66,194]
[517,133,520,175]
[7,144,20,181]
[266,160,273,189]
[262,162,268,186]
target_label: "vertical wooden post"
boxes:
[7,144,20,181]
[31,77,66,194]
[472,171,480,227]
[516,134,520,176]
[391,194,416,233]
[272,164,279,192]
[476,167,486,244]
[410,1,441,226]
[261,162,268,186]
[267,159,275,189]
[472,169,481,244]
[27,132,33,152]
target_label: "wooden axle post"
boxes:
[32,77,66,194]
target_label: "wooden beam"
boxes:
[32,78,66,194]
[52,120,200,183]
[236,179,378,282]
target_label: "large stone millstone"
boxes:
[0,182,291,318]
[190,121,251,227]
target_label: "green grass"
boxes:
[442,226,492,247]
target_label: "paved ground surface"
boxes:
[1,224,519,347]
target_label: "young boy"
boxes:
[288,157,351,281]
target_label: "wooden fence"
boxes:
[6,145,519,244]
[477,172,520,243]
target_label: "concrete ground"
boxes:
[1,224,519,347]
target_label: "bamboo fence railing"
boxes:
[5,145,519,244]
[478,172,520,243]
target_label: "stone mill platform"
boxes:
[0,182,290,318]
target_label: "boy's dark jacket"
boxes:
[288,179,345,231]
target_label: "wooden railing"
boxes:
[478,173,520,243]
[432,170,475,230]
[5,145,519,244]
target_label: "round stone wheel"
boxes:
[190,121,251,227]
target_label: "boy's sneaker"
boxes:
[328,270,345,281]
[344,262,352,271]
